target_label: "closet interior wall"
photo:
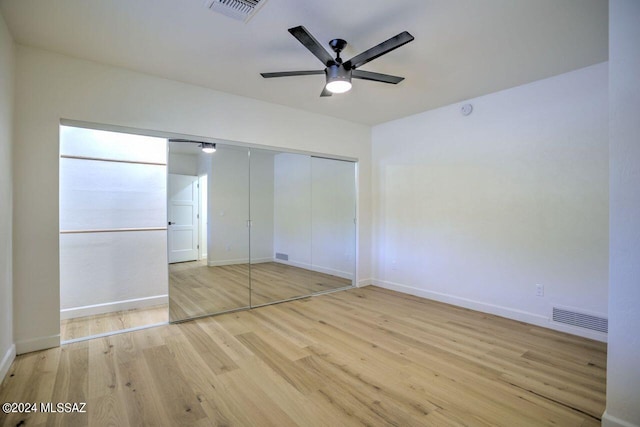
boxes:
[59,126,169,323]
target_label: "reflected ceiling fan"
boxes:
[261,26,414,96]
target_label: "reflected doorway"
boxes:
[168,174,199,263]
[168,142,251,321]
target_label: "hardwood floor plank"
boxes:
[88,337,119,399]
[177,322,239,375]
[142,345,207,425]
[88,393,130,427]
[234,332,321,395]
[0,349,60,427]
[48,346,89,427]
[234,356,354,427]
[116,357,173,427]
[192,318,255,362]
[299,351,433,426]
[231,313,311,361]
[214,369,298,427]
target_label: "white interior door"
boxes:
[168,174,199,263]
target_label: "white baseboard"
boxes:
[602,411,640,427]
[60,294,168,320]
[208,258,249,267]
[357,278,372,287]
[206,257,353,280]
[207,257,274,266]
[312,264,353,280]
[274,259,353,280]
[372,279,607,342]
[0,344,16,382]
[16,334,60,355]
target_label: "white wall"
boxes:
[311,157,356,279]
[11,45,371,354]
[191,147,272,264]
[274,153,312,268]
[273,154,357,280]
[603,1,640,426]
[250,149,275,263]
[0,9,15,380]
[168,152,198,176]
[372,63,609,341]
[207,145,250,265]
[59,126,168,319]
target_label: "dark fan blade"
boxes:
[345,31,414,69]
[320,86,332,97]
[261,70,325,78]
[352,70,404,84]
[288,26,335,66]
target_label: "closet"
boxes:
[168,141,357,322]
[59,124,357,330]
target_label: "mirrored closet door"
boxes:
[168,141,356,322]
[251,150,315,306]
[168,141,250,321]
[310,156,357,294]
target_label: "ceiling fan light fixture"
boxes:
[261,26,414,97]
[325,64,352,94]
[201,142,216,153]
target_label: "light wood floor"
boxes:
[60,305,169,342]
[169,260,352,321]
[1,286,606,427]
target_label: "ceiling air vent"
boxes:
[204,0,268,23]
[552,306,608,333]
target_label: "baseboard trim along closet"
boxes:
[15,334,60,355]
[274,259,353,280]
[60,294,168,320]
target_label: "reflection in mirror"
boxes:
[251,151,313,305]
[310,157,356,292]
[169,139,356,320]
[168,142,250,322]
[250,151,356,306]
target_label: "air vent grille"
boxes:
[552,307,608,333]
[275,252,289,261]
[204,0,268,23]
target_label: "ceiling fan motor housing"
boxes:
[325,63,352,83]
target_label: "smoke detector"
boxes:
[204,0,269,23]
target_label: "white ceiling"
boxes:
[0,0,608,125]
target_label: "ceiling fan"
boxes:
[261,26,414,97]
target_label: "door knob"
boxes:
[168,221,174,225]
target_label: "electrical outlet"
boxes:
[536,284,544,297]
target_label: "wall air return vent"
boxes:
[275,252,289,261]
[552,306,608,334]
[204,0,268,23]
